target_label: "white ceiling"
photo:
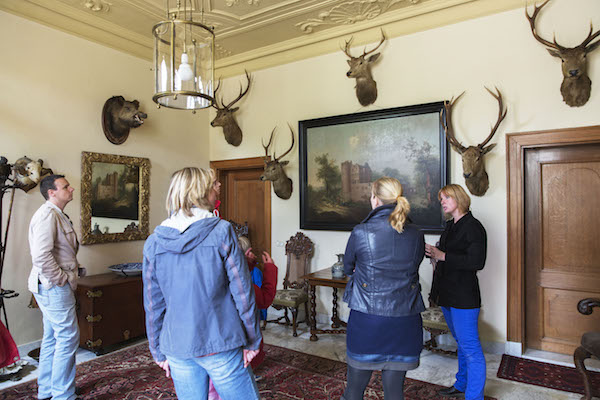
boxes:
[1,0,524,76]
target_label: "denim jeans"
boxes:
[167,347,260,400]
[33,284,79,400]
[441,307,486,400]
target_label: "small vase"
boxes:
[331,254,345,279]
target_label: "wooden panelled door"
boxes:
[524,144,600,354]
[210,157,271,258]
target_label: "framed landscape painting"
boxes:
[299,102,449,233]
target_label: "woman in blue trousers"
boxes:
[425,184,488,400]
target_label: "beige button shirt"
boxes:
[28,201,80,293]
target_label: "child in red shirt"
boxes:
[208,236,278,399]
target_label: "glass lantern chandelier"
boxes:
[152,0,215,110]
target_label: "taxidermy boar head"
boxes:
[342,30,386,107]
[210,70,251,147]
[260,124,295,200]
[441,87,507,197]
[13,156,54,192]
[102,96,147,145]
[526,0,600,107]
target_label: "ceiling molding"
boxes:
[215,0,524,77]
[0,0,153,59]
[1,0,527,72]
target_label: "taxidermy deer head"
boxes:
[210,70,251,146]
[342,31,386,107]
[260,124,295,200]
[526,0,600,107]
[441,87,507,197]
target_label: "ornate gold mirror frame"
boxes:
[81,151,150,245]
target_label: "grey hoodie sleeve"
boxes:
[220,223,262,351]
[142,249,167,362]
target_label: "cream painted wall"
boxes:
[0,10,211,345]
[210,0,600,345]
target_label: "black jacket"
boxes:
[430,211,487,309]
[342,203,426,317]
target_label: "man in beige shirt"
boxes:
[28,174,83,400]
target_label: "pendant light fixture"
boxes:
[152,0,215,111]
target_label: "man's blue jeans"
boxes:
[33,284,79,400]
[167,347,260,400]
[441,307,486,400]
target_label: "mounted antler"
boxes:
[526,0,600,107]
[260,124,295,200]
[210,70,251,146]
[441,87,507,196]
[342,30,386,106]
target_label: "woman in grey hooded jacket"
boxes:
[142,167,261,400]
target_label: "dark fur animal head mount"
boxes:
[526,0,600,107]
[441,87,507,197]
[342,30,386,107]
[260,124,295,200]
[102,96,148,145]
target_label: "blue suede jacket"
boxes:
[343,203,426,317]
[142,217,261,362]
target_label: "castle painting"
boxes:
[90,161,140,221]
[299,102,448,232]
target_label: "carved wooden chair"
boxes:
[266,232,314,337]
[574,298,600,400]
[227,219,249,239]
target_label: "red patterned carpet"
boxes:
[0,343,497,399]
[497,354,600,395]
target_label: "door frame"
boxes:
[506,125,600,351]
[210,156,272,252]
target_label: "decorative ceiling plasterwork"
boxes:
[83,0,113,12]
[297,0,420,33]
[0,0,527,77]
[225,0,261,6]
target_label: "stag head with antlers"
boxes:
[526,0,600,107]
[342,31,386,107]
[260,124,295,200]
[442,88,507,197]
[210,70,251,146]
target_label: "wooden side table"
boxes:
[75,273,145,354]
[301,268,349,341]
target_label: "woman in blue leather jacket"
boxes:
[142,167,261,400]
[342,177,425,400]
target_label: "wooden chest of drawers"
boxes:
[75,273,145,354]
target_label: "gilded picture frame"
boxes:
[81,151,150,244]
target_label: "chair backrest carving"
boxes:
[228,219,249,239]
[284,232,314,290]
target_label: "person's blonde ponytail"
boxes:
[389,195,410,233]
[371,177,411,233]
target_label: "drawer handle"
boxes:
[86,314,102,323]
[123,330,130,340]
[86,290,103,298]
[86,339,103,348]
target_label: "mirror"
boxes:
[81,151,150,244]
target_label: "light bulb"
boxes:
[177,53,194,81]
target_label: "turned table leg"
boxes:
[309,284,318,341]
[331,288,340,328]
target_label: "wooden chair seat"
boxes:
[421,306,456,356]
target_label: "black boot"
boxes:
[438,386,465,398]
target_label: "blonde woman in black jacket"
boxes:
[426,184,487,400]
[342,177,425,400]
